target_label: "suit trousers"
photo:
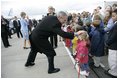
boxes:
[16,27,23,38]
[26,49,55,71]
[50,34,57,48]
[46,55,55,71]
[26,49,38,64]
[1,32,10,47]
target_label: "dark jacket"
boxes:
[33,19,37,28]
[47,12,56,16]
[90,26,105,57]
[1,18,9,34]
[30,16,74,56]
[13,20,21,29]
[106,22,117,50]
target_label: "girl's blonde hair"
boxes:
[78,31,89,41]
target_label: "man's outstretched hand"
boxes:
[74,30,86,36]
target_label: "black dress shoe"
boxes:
[104,70,117,78]
[23,47,29,49]
[53,46,58,49]
[5,46,8,48]
[48,68,60,74]
[25,62,35,67]
[9,37,12,39]
[8,45,12,47]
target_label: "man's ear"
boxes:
[57,16,60,19]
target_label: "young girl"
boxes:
[75,30,90,76]
[72,25,84,57]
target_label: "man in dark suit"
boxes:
[13,16,23,38]
[47,6,58,49]
[25,11,79,74]
[1,15,11,48]
[26,16,33,33]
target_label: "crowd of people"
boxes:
[1,15,38,48]
[62,4,117,77]
[1,3,117,78]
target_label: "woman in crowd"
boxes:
[20,12,31,49]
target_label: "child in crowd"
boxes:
[89,15,105,68]
[75,30,90,76]
[72,25,84,57]
[65,25,73,48]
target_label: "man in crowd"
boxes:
[25,11,81,74]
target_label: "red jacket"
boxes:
[75,39,89,64]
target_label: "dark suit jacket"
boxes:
[30,16,74,56]
[106,22,117,50]
[1,18,9,34]
[13,20,21,29]
[47,12,56,16]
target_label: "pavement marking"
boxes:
[62,42,86,78]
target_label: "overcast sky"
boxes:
[1,0,116,19]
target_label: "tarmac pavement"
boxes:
[1,34,79,78]
[1,34,110,78]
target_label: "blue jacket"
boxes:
[90,26,105,57]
